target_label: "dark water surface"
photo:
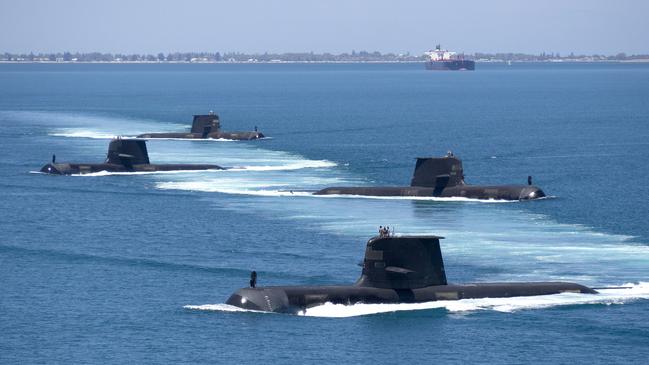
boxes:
[1,63,648,363]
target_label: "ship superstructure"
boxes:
[424,45,475,71]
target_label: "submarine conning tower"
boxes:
[105,138,150,166]
[410,156,464,188]
[355,235,448,289]
[190,112,221,136]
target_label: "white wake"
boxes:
[183,282,649,318]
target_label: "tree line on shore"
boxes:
[2,51,647,63]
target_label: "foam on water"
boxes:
[155,174,348,195]
[228,160,337,171]
[49,127,191,139]
[15,110,271,141]
[0,110,185,139]
[183,304,267,313]
[304,282,649,317]
[183,282,649,318]
[160,185,316,197]
[50,129,122,139]
[156,181,521,202]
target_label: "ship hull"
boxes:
[137,131,264,140]
[227,282,596,314]
[314,185,545,201]
[40,163,223,175]
[425,60,475,71]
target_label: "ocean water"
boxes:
[1,62,648,363]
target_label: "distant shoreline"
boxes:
[2,59,649,64]
[4,50,648,64]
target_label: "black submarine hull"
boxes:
[137,113,264,140]
[40,139,223,175]
[314,185,545,201]
[225,236,595,315]
[137,131,264,140]
[314,155,546,200]
[226,282,596,314]
[40,163,223,175]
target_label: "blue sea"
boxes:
[1,62,648,363]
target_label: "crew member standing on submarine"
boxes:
[250,271,257,288]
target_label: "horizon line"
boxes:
[3,50,649,57]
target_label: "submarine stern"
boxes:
[445,282,598,299]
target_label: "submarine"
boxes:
[226,235,597,314]
[40,138,223,175]
[137,112,264,140]
[314,153,545,200]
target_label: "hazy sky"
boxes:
[1,0,648,54]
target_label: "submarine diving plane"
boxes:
[137,112,264,141]
[226,235,597,314]
[314,153,545,200]
[40,138,223,175]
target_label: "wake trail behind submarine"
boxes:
[184,282,649,318]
